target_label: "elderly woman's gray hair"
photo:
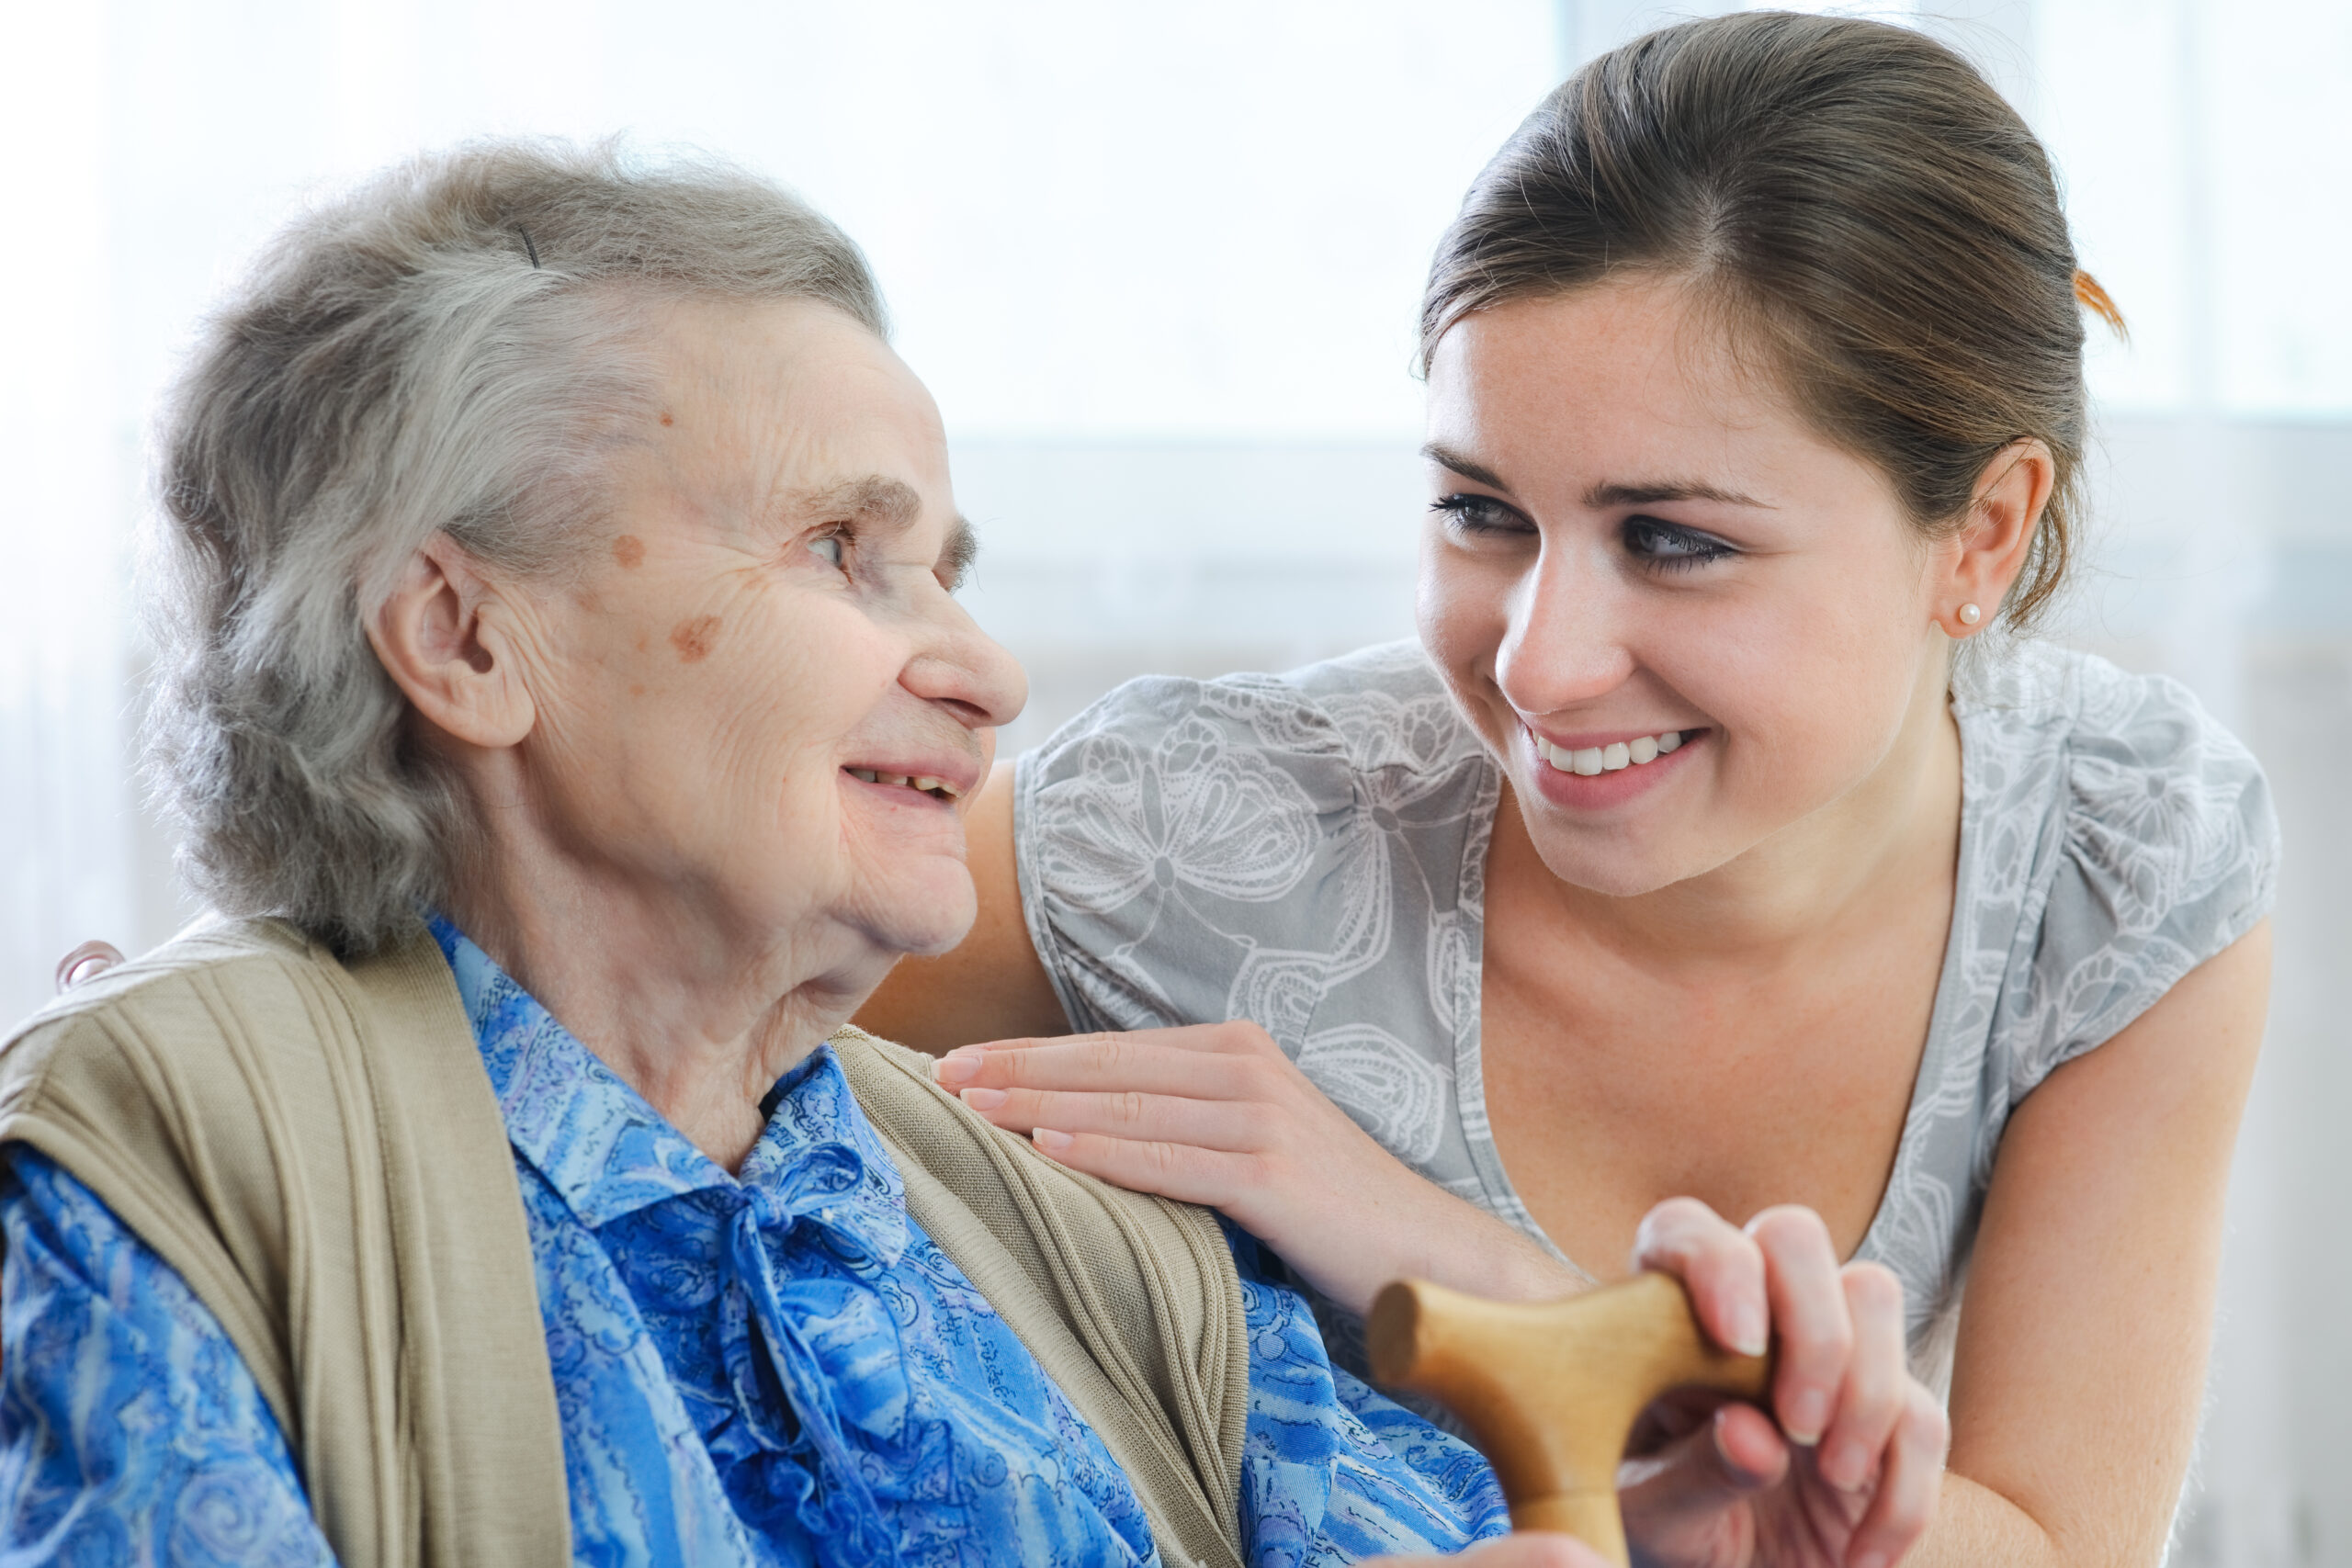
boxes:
[144,141,887,953]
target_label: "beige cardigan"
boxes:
[0,918,1250,1568]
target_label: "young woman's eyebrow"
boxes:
[1583,479,1773,510]
[1420,442,1514,495]
[1422,446,1770,513]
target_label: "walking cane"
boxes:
[1368,1272,1774,1567]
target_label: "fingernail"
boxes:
[960,1086,1007,1111]
[1732,1306,1768,1359]
[1031,1127,1072,1154]
[1784,1391,1829,1445]
[934,1054,979,1085]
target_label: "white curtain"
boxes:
[1,5,133,1027]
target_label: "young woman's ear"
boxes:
[366,536,537,750]
[1939,438,2053,636]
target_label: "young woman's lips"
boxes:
[1521,726,1706,809]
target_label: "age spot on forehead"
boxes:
[659,412,675,427]
[669,615,721,663]
[612,535,646,569]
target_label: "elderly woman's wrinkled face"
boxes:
[503,298,1023,970]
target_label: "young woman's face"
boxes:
[1418,278,1952,897]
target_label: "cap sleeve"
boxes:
[2008,664,2280,1100]
[1012,668,1361,1036]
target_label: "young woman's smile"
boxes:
[1518,721,1708,811]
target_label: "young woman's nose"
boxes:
[1493,546,1636,716]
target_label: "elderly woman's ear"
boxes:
[367,536,538,752]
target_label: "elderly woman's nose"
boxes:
[906,612,1028,729]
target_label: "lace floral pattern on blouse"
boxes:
[1016,639,2280,1382]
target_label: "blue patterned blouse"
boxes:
[0,920,1507,1566]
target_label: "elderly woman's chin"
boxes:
[704,778,978,978]
[842,822,985,964]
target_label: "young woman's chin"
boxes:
[1510,792,1724,900]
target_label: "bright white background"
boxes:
[3,2,2346,1562]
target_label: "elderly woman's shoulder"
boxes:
[0,919,404,1212]
[1023,639,1477,782]
[5,918,320,1061]
[0,914,487,1197]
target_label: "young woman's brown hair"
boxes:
[1422,10,2115,630]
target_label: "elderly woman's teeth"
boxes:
[846,767,961,800]
[1537,731,1686,774]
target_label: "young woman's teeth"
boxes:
[1537,731,1685,775]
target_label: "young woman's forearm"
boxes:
[1362,1179,1587,1303]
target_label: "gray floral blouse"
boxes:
[1012,639,2279,1387]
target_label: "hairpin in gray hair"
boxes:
[515,224,541,269]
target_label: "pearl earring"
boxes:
[1958,603,1983,626]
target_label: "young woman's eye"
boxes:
[1430,493,1531,536]
[1623,516,1736,571]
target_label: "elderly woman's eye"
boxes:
[808,532,846,569]
[1624,516,1736,572]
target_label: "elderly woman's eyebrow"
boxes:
[790,475,923,528]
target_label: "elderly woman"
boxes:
[0,145,1937,1568]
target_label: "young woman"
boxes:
[862,13,2277,1565]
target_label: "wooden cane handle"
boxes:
[1366,1271,1772,1566]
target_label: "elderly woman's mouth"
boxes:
[843,768,964,802]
